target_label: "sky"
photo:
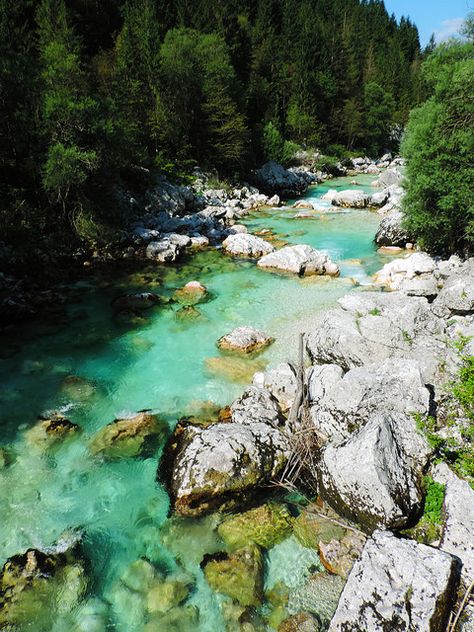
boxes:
[384,0,472,46]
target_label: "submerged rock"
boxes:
[172,281,208,305]
[223,233,274,258]
[218,503,294,550]
[279,611,322,632]
[217,326,274,354]
[203,544,264,607]
[167,421,288,516]
[89,411,167,458]
[328,530,460,631]
[113,292,160,311]
[25,414,81,448]
[318,412,430,531]
[258,244,339,277]
[0,545,87,631]
[205,355,268,384]
[318,532,366,578]
[288,572,345,628]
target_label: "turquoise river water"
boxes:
[0,175,393,631]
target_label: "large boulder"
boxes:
[318,412,430,531]
[329,190,370,209]
[254,161,308,197]
[222,233,274,258]
[375,210,412,247]
[217,326,274,354]
[308,359,431,444]
[146,238,182,262]
[166,421,289,516]
[306,292,447,384]
[145,179,196,216]
[230,386,282,428]
[258,244,339,277]
[328,530,461,632]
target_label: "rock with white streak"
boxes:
[328,530,461,631]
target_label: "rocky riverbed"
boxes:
[0,155,472,631]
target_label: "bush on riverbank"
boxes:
[401,36,474,256]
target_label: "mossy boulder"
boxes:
[175,305,203,321]
[203,544,263,607]
[0,546,87,631]
[218,503,294,550]
[89,412,167,458]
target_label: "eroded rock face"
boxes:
[222,233,274,258]
[167,421,289,516]
[318,412,430,531]
[254,161,308,197]
[308,359,431,444]
[306,292,447,384]
[253,362,298,413]
[217,326,274,354]
[258,245,339,277]
[328,530,460,632]
[89,412,167,458]
[230,386,282,428]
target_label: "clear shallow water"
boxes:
[0,175,391,630]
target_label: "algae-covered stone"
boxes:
[121,558,157,593]
[218,503,293,550]
[203,544,263,607]
[172,281,208,306]
[318,533,365,578]
[146,579,189,614]
[89,412,167,458]
[175,305,203,321]
[0,547,87,631]
[217,326,274,354]
[25,414,81,449]
[161,513,224,565]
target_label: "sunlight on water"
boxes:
[0,176,391,630]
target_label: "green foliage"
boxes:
[415,338,474,486]
[262,122,297,166]
[401,41,474,255]
[402,476,445,544]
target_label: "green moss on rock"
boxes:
[218,503,294,550]
[89,412,167,458]
[203,544,263,607]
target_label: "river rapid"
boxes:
[0,174,393,631]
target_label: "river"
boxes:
[0,174,392,631]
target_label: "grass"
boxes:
[401,476,445,544]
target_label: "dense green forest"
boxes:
[0,0,423,260]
